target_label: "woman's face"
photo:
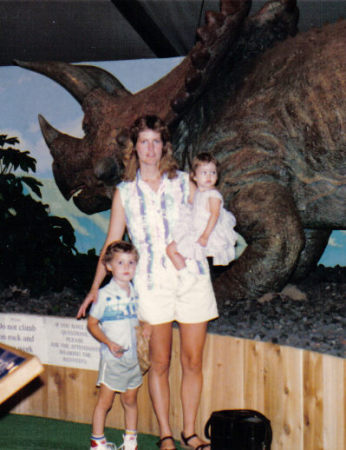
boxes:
[135,129,163,168]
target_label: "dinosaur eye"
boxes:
[94,157,119,182]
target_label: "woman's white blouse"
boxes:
[118,170,204,289]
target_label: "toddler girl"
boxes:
[167,152,237,291]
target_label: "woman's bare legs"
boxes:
[179,321,210,449]
[149,321,209,449]
[148,322,175,448]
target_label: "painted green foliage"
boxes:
[0,134,97,294]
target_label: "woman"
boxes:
[77,115,218,450]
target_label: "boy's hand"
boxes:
[108,341,128,358]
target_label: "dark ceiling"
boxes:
[0,1,345,67]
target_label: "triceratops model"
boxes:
[16,0,345,302]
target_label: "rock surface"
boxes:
[209,265,345,358]
[0,265,344,358]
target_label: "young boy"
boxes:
[88,241,142,450]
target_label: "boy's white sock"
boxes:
[125,429,137,436]
[91,434,106,443]
[121,431,138,450]
[90,434,116,449]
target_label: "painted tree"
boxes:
[0,134,96,294]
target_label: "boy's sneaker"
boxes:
[118,434,138,450]
[177,267,197,296]
[90,437,117,449]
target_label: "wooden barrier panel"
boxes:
[5,330,345,450]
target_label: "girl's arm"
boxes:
[87,316,125,358]
[197,196,221,247]
[77,189,126,318]
[188,180,196,203]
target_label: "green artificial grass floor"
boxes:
[0,414,182,449]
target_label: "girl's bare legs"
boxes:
[92,384,116,435]
[166,241,186,270]
[120,388,139,431]
[179,322,210,449]
[148,322,175,447]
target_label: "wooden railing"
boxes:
[7,330,345,450]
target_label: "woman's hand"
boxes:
[76,288,98,318]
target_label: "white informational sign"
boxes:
[0,314,100,370]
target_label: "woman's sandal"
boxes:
[156,435,177,450]
[180,432,210,449]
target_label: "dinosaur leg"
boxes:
[289,229,332,281]
[214,182,305,302]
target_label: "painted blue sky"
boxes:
[1,59,345,265]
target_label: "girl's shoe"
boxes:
[90,437,117,449]
[180,432,210,449]
[118,434,138,450]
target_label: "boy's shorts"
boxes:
[136,259,219,325]
[97,356,142,393]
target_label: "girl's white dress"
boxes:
[173,188,237,265]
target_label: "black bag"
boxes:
[204,409,272,450]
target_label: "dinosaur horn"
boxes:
[14,60,129,104]
[69,64,131,98]
[38,114,60,146]
[38,114,81,159]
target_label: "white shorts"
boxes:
[135,259,219,325]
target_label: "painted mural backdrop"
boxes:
[1,58,345,266]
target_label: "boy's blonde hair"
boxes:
[102,240,139,267]
[119,115,179,181]
[190,152,220,182]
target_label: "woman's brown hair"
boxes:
[120,115,178,181]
